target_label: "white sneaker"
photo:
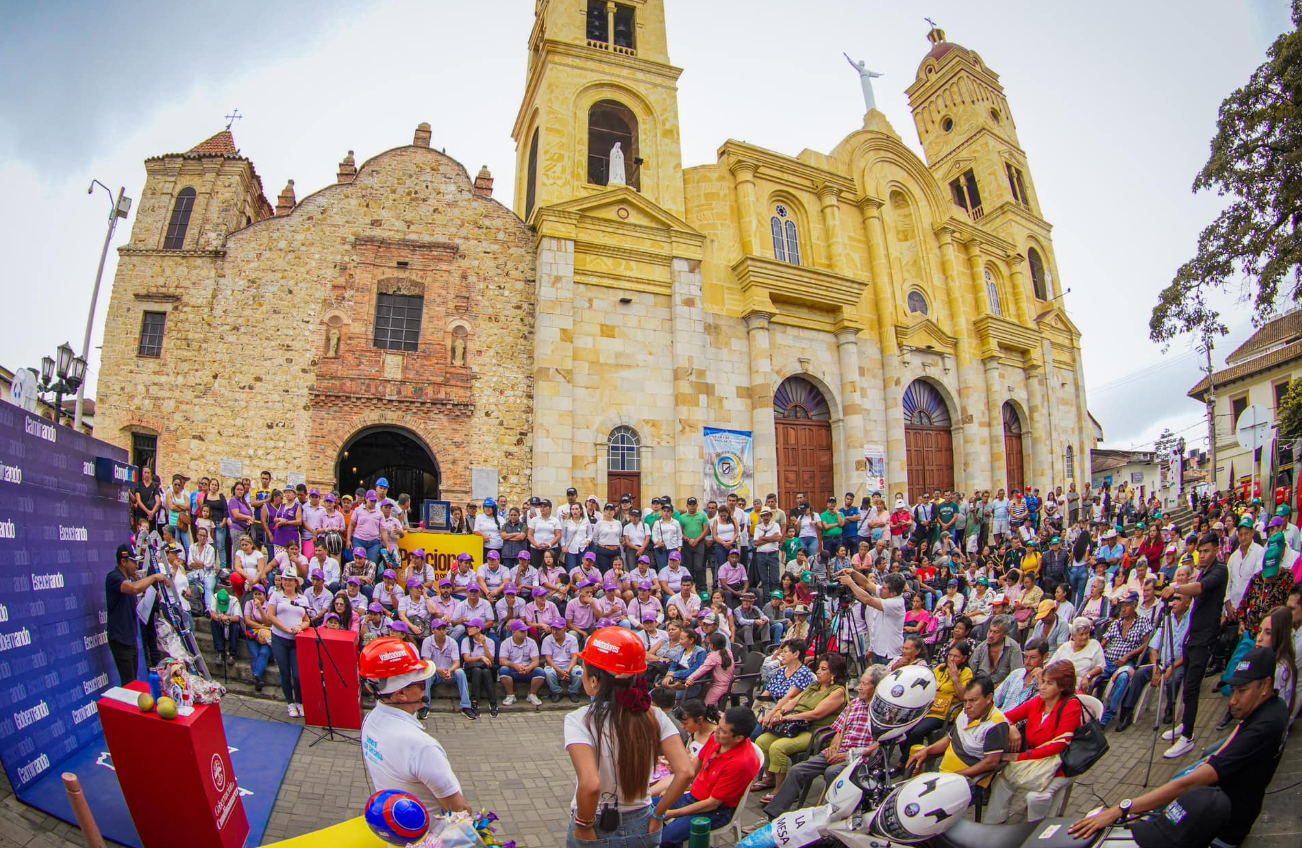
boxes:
[1163,736,1195,759]
[502,695,517,706]
[295,703,304,717]
[526,693,543,706]
[1161,727,1182,742]
[287,704,298,718]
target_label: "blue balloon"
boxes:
[364,789,430,845]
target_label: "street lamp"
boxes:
[75,180,132,430]
[34,342,86,427]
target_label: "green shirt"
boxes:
[677,511,708,541]
[820,510,843,538]
[937,502,958,527]
[781,537,802,562]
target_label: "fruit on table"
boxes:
[137,693,155,713]
[156,697,178,720]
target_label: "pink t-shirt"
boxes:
[351,506,383,542]
[270,595,309,639]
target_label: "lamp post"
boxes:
[76,181,132,430]
[36,342,87,427]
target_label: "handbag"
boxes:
[1060,696,1109,777]
[1000,754,1061,792]
[769,719,811,738]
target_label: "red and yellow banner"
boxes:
[397,533,484,582]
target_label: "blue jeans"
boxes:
[654,549,670,570]
[426,668,471,709]
[214,526,229,570]
[270,634,302,704]
[356,538,383,566]
[565,803,658,848]
[659,793,734,848]
[799,536,819,558]
[545,666,585,694]
[210,620,241,656]
[1101,661,1135,724]
[755,551,780,596]
[770,620,787,643]
[248,639,272,681]
[1067,565,1090,611]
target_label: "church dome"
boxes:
[916,27,972,78]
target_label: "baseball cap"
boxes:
[728,548,740,557]
[504,583,518,595]
[368,603,384,614]
[389,620,411,633]
[1268,516,1286,529]
[437,578,452,588]
[637,555,651,564]
[487,550,501,560]
[771,590,782,599]
[1237,516,1254,529]
[467,618,485,630]
[309,488,321,497]
[1165,544,1177,554]
[466,582,481,592]
[642,613,659,623]
[1050,536,1062,545]
[323,613,340,624]
[1035,599,1057,621]
[164,542,184,556]
[252,584,267,594]
[353,546,367,558]
[457,553,473,562]
[583,551,597,562]
[405,578,422,589]
[517,550,531,561]
[324,493,337,504]
[668,551,682,561]
[1225,646,1276,686]
[566,487,578,496]
[532,587,548,597]
[509,620,528,632]
[992,593,1007,605]
[411,548,427,559]
[365,490,378,502]
[430,619,448,629]
[346,577,361,586]
[116,544,141,562]
[548,617,566,629]
[381,569,395,580]
[1120,591,1140,605]
[375,478,389,488]
[310,569,325,580]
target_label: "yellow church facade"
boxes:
[517,0,1091,506]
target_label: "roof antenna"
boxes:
[224,108,242,131]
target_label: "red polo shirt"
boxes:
[691,736,761,808]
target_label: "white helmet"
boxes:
[869,666,937,743]
[867,773,970,843]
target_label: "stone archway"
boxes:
[1003,402,1026,493]
[336,426,440,515]
[903,379,955,503]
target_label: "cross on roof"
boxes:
[224,109,242,131]
[925,17,939,28]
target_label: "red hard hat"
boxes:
[359,637,434,694]
[578,626,648,676]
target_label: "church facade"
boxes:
[96,0,1091,510]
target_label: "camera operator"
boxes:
[838,569,906,664]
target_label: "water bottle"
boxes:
[737,821,778,848]
[689,816,712,848]
[148,671,161,701]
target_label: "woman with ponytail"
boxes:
[566,626,693,848]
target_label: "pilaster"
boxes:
[819,184,849,276]
[859,198,906,496]
[532,237,576,494]
[835,325,867,490]
[1026,365,1049,491]
[745,311,779,496]
[731,162,762,257]
[984,358,1006,491]
[672,258,707,498]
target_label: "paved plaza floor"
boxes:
[0,678,1297,847]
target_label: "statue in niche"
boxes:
[451,332,466,366]
[325,326,341,358]
[608,142,627,186]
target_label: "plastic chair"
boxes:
[1027,693,1103,820]
[791,729,839,808]
[714,745,766,846]
[1099,663,1146,707]
[788,725,837,770]
[727,651,766,708]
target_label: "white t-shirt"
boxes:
[563,704,679,813]
[753,521,781,553]
[1050,639,1106,682]
[623,521,648,548]
[362,702,462,811]
[474,513,504,549]
[868,594,906,660]
[235,549,265,582]
[530,515,562,547]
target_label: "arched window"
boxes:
[774,376,830,420]
[524,127,539,220]
[1028,248,1048,301]
[907,291,929,316]
[770,204,801,265]
[903,380,952,428]
[164,187,196,250]
[985,269,1003,317]
[588,100,639,189]
[1065,444,1075,481]
[608,426,641,472]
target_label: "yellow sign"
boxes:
[397,533,484,582]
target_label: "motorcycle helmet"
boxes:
[867,773,970,843]
[869,666,937,743]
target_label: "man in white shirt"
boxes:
[1277,505,1301,553]
[360,637,471,812]
[839,570,906,663]
[311,545,342,593]
[1225,517,1265,615]
[753,507,783,596]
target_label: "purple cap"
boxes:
[603,576,619,591]
[549,618,567,629]
[368,603,384,614]
[487,550,500,561]
[1269,516,1287,529]
[637,555,651,564]
[323,612,339,622]
[457,553,473,562]
[467,618,486,630]
[366,490,378,502]
[438,578,453,588]
[596,617,614,628]
[310,569,325,580]
[504,583,518,595]
[638,580,654,592]
[352,547,367,558]
[669,551,682,561]
[728,549,740,557]
[517,550,531,561]
[252,585,267,594]
[532,587,548,598]
[583,551,597,562]
[324,494,337,504]
[383,569,397,580]
[412,548,427,559]
[431,619,448,629]
[466,583,481,592]
[642,613,659,623]
[405,577,422,589]
[346,577,361,586]
[389,620,411,633]
[309,489,321,497]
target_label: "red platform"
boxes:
[296,628,362,730]
[98,681,249,848]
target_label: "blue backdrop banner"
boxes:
[0,401,129,793]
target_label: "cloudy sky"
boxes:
[0,0,1291,451]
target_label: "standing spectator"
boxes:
[262,572,308,717]
[753,507,783,596]
[350,491,384,565]
[473,498,504,559]
[528,500,562,564]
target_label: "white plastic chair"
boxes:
[714,745,766,846]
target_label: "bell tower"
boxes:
[512,0,686,221]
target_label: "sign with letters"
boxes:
[397,533,484,582]
[0,399,128,792]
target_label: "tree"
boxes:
[1280,378,1302,440]
[1150,2,1302,347]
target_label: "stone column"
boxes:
[819,184,849,276]
[1026,364,1050,490]
[985,358,1006,491]
[730,162,761,256]
[936,226,985,488]
[1007,254,1032,326]
[1073,348,1091,487]
[835,325,867,490]
[532,237,576,494]
[964,238,991,317]
[859,198,906,497]
[672,258,707,498]
[1040,340,1059,490]
[746,312,779,497]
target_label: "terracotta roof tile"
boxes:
[1226,310,1302,364]
[1188,339,1302,399]
[188,130,239,156]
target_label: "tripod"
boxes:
[811,584,867,677]
[1142,598,1180,787]
[307,624,360,747]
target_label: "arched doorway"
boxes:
[336,426,440,516]
[774,376,834,511]
[1003,403,1025,493]
[903,380,954,503]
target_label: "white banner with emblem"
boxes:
[703,427,753,505]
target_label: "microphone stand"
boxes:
[307,623,359,746]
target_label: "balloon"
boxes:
[363,790,430,845]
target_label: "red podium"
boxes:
[98,682,249,848]
[297,627,362,730]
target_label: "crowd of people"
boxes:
[110,464,1302,846]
